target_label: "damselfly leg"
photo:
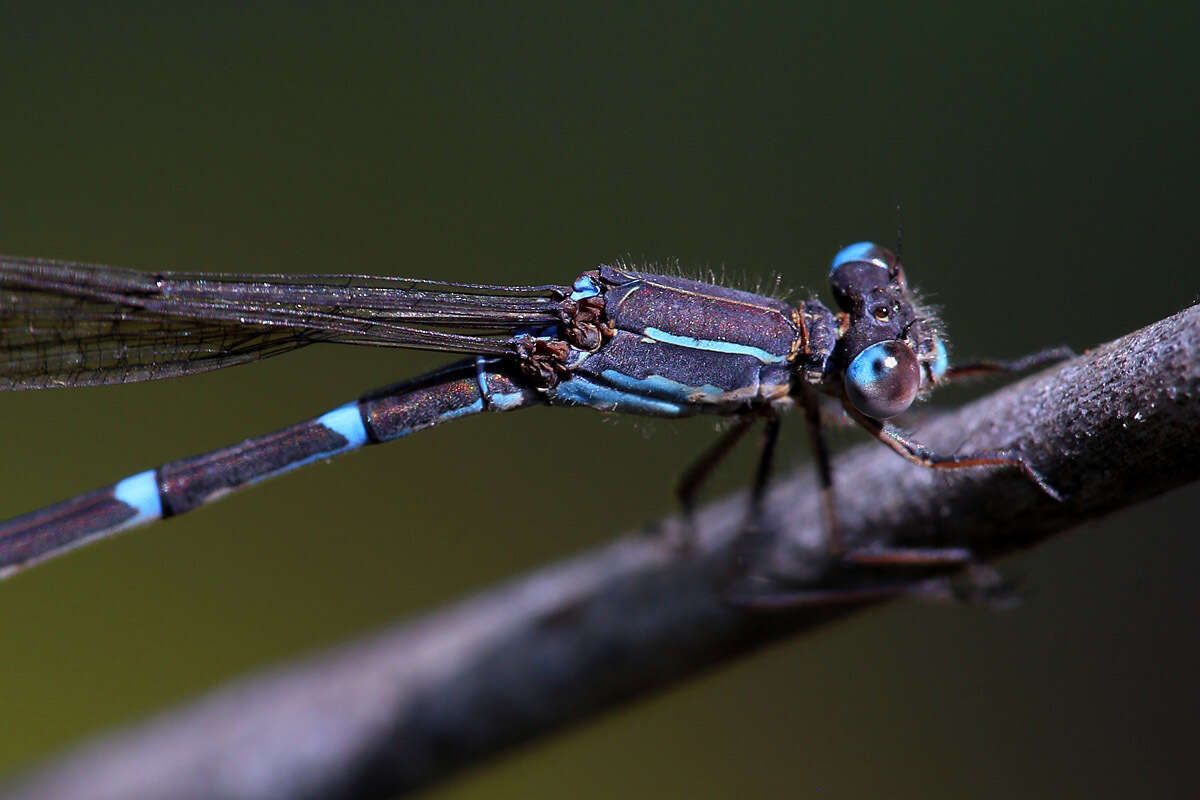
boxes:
[937,346,1075,381]
[0,242,1076,601]
[672,410,781,555]
[724,346,1075,610]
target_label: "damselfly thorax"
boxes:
[0,243,1071,602]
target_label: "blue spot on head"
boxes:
[930,338,949,381]
[830,242,878,275]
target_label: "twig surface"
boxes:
[3,305,1198,800]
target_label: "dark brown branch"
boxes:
[3,306,1198,800]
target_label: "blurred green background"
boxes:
[1,2,1198,797]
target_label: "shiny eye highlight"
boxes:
[844,341,921,419]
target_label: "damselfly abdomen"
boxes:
[0,244,1069,589]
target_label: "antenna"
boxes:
[890,201,905,281]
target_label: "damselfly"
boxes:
[0,243,1069,588]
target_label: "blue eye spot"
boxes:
[845,340,921,419]
[830,242,878,275]
[930,338,949,381]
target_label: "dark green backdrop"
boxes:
[1,3,1197,798]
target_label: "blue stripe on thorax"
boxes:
[599,369,727,405]
[642,327,786,364]
[549,376,690,417]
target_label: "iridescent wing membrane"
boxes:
[0,256,569,390]
[0,246,1069,591]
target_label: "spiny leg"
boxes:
[798,387,840,552]
[842,402,1063,500]
[676,414,759,518]
[797,389,976,566]
[749,413,782,513]
[722,559,1019,611]
[721,400,972,608]
[822,342,1072,531]
[723,578,952,610]
[814,346,1075,578]
[729,412,783,571]
[671,413,759,552]
[723,396,1023,609]
[938,345,1074,382]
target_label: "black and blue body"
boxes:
[549,266,801,417]
[0,244,1066,581]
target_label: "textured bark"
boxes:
[3,305,1198,800]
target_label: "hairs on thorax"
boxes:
[606,256,805,303]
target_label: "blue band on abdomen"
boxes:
[112,469,164,529]
[317,402,369,450]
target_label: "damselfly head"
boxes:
[829,241,906,297]
[828,242,942,418]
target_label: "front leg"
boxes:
[723,391,991,609]
[936,345,1074,382]
[793,386,1008,560]
[843,402,1064,500]
[729,410,783,570]
[797,386,840,551]
[671,409,783,555]
[723,557,1022,610]
[675,414,758,521]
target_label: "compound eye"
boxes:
[929,337,949,382]
[845,341,921,419]
[829,241,896,276]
